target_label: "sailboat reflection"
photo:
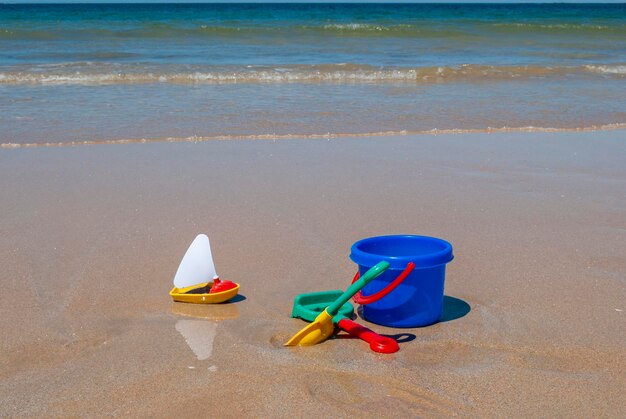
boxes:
[175,320,218,361]
[172,303,240,361]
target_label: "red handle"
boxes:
[337,318,399,354]
[351,262,415,305]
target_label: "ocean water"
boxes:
[1,3,625,145]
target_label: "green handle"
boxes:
[327,261,390,316]
[332,313,347,325]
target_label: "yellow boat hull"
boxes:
[169,281,240,304]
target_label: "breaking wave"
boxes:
[584,65,626,75]
[1,63,625,86]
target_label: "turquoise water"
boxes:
[1,4,625,145]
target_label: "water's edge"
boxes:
[3,123,625,149]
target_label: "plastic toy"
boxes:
[169,281,240,304]
[333,316,399,354]
[284,261,389,347]
[291,290,399,353]
[291,290,354,321]
[350,235,453,327]
[170,234,240,304]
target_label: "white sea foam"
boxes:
[322,23,390,31]
[1,64,624,86]
[584,65,626,75]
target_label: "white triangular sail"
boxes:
[173,234,218,289]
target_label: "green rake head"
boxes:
[291,290,354,325]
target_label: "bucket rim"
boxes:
[350,235,453,270]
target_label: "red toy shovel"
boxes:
[336,316,399,354]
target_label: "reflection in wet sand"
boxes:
[171,302,240,321]
[175,320,218,361]
[172,303,240,361]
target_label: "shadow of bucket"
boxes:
[350,235,453,328]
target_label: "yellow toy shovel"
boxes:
[284,261,390,347]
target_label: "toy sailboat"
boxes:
[169,234,240,304]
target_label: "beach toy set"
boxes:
[285,235,454,352]
[169,233,453,354]
[286,262,400,353]
[291,290,399,353]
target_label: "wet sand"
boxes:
[1,130,625,417]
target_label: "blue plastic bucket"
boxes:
[350,235,453,328]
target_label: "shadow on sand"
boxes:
[228,294,247,303]
[440,295,471,322]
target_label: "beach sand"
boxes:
[1,130,625,417]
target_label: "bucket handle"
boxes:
[351,262,415,305]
